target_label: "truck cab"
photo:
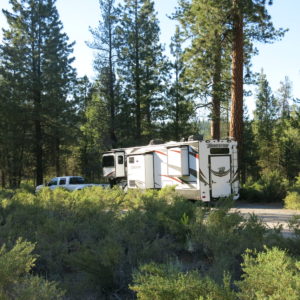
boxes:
[35,176,107,192]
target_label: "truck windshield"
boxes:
[48,178,58,186]
[102,155,115,167]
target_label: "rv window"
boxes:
[118,155,124,164]
[102,155,115,167]
[129,157,134,164]
[210,148,229,154]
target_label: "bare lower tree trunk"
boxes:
[55,137,60,176]
[1,169,5,188]
[35,118,43,185]
[230,1,244,171]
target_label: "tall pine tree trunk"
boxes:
[175,67,180,141]
[33,21,44,186]
[108,10,117,148]
[134,0,141,143]
[230,0,244,176]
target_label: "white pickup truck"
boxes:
[35,176,108,192]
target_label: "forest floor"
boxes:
[232,202,300,237]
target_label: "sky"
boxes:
[0,0,300,115]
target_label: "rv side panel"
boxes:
[153,149,167,188]
[144,153,154,189]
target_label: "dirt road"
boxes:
[232,202,300,237]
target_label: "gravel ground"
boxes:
[231,202,300,237]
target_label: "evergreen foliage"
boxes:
[237,247,300,300]
[1,187,299,298]
[0,0,297,188]
[175,0,232,140]
[116,0,168,145]
[130,263,235,300]
[1,1,300,298]
[253,70,279,171]
[163,25,197,141]
[284,175,300,210]
[0,238,64,299]
[0,0,76,187]
[88,0,120,148]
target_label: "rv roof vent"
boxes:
[149,139,163,145]
[188,134,203,141]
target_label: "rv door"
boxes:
[115,152,125,178]
[209,155,231,198]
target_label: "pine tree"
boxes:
[88,0,119,147]
[176,0,232,140]
[79,80,109,180]
[166,25,196,141]
[229,0,286,149]
[176,0,285,171]
[253,70,279,171]
[116,0,167,145]
[242,106,259,182]
[275,79,300,180]
[277,76,292,119]
[0,64,29,187]
[1,0,76,185]
[41,1,76,177]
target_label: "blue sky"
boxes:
[1,0,299,115]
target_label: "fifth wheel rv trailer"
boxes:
[102,139,239,202]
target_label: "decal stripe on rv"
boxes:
[170,149,181,153]
[199,168,209,185]
[189,152,199,158]
[161,175,182,184]
[154,150,167,156]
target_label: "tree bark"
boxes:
[175,62,180,141]
[35,117,43,185]
[55,137,60,176]
[134,0,141,143]
[108,1,117,147]
[230,0,244,174]
[1,170,5,188]
[32,15,43,186]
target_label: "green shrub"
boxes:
[188,205,269,282]
[260,170,287,202]
[130,262,236,300]
[292,174,300,190]
[241,171,287,202]
[283,175,300,210]
[239,183,264,202]
[0,239,64,300]
[0,186,290,299]
[284,191,300,210]
[236,247,300,300]
[287,215,300,236]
